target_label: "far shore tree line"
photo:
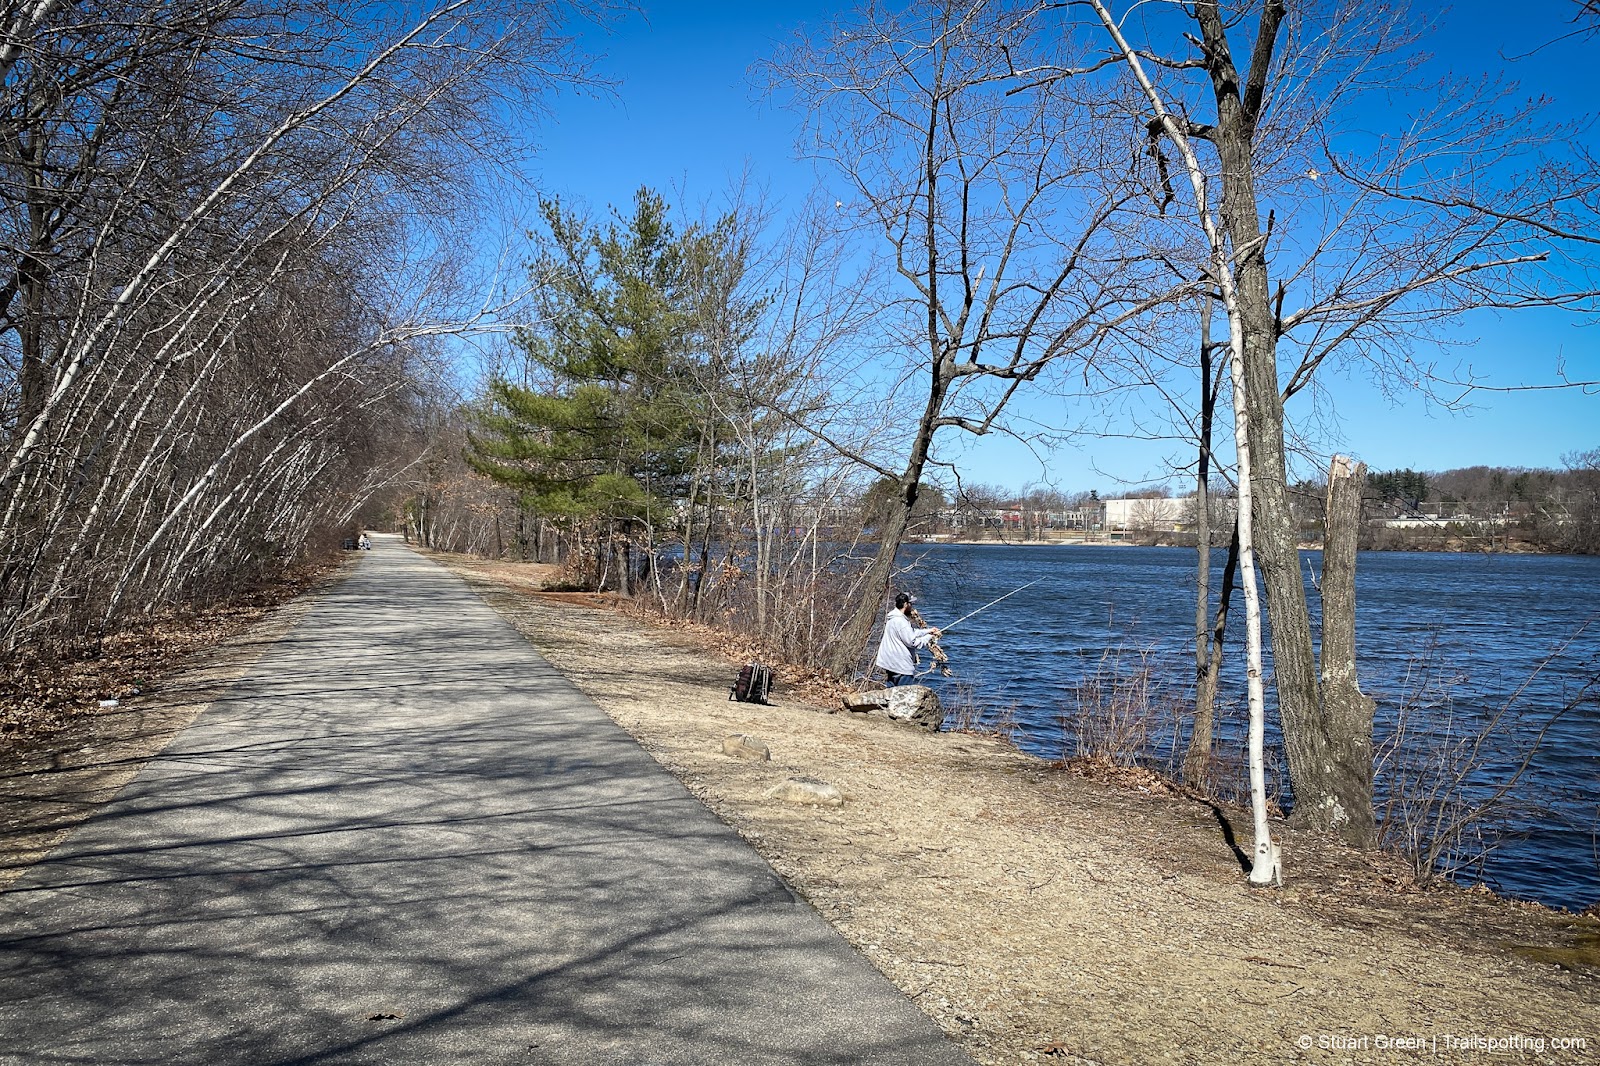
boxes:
[5,1,1597,897]
[420,454,1600,553]
[893,455,1600,554]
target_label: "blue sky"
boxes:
[521,1,1598,493]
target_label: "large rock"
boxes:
[765,776,844,807]
[839,685,945,730]
[840,689,890,712]
[721,734,771,761]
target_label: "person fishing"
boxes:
[875,592,942,687]
[871,578,1041,686]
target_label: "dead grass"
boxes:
[436,552,1600,1066]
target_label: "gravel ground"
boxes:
[3,552,1596,1066]
[438,555,1598,1066]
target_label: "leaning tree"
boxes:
[0,0,612,651]
[769,0,1192,676]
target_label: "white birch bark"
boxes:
[1086,0,1280,885]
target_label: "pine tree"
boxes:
[467,187,767,592]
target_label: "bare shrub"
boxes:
[945,681,1020,741]
[1589,809,1600,915]
[1376,628,1598,886]
[1058,644,1184,767]
[1179,716,1275,810]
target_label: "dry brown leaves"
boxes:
[1056,754,1181,795]
[0,564,337,757]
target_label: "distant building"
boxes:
[1100,495,1238,532]
[1102,496,1189,531]
[932,506,1096,532]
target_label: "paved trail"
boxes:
[0,539,971,1065]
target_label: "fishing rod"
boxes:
[937,578,1043,634]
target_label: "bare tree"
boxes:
[1071,0,1279,883]
[1034,0,1600,850]
[1559,447,1600,554]
[769,0,1189,676]
[711,196,883,651]
[0,0,615,653]
[1572,1,1600,38]
[1377,626,1598,884]
[1185,294,1243,790]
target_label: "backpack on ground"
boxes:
[729,663,772,704]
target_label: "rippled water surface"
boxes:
[898,543,1600,912]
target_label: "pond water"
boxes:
[896,543,1600,912]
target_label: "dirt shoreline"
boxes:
[438,554,1597,1066]
[2,551,1595,1064]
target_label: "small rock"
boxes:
[765,776,844,807]
[721,734,771,761]
[97,699,119,708]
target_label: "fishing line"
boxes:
[938,578,1043,633]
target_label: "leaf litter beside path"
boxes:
[0,562,348,893]
[435,553,1599,1066]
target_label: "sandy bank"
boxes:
[440,554,1598,1066]
[2,550,1594,1065]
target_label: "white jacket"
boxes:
[875,608,935,675]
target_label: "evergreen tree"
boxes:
[467,187,772,592]
[1369,468,1429,510]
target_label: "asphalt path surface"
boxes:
[0,538,973,1065]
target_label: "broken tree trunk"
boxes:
[1316,454,1378,846]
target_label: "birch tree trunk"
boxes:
[1190,1,1364,841]
[0,0,609,654]
[1087,0,1280,884]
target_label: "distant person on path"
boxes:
[875,592,940,687]
[359,533,371,550]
